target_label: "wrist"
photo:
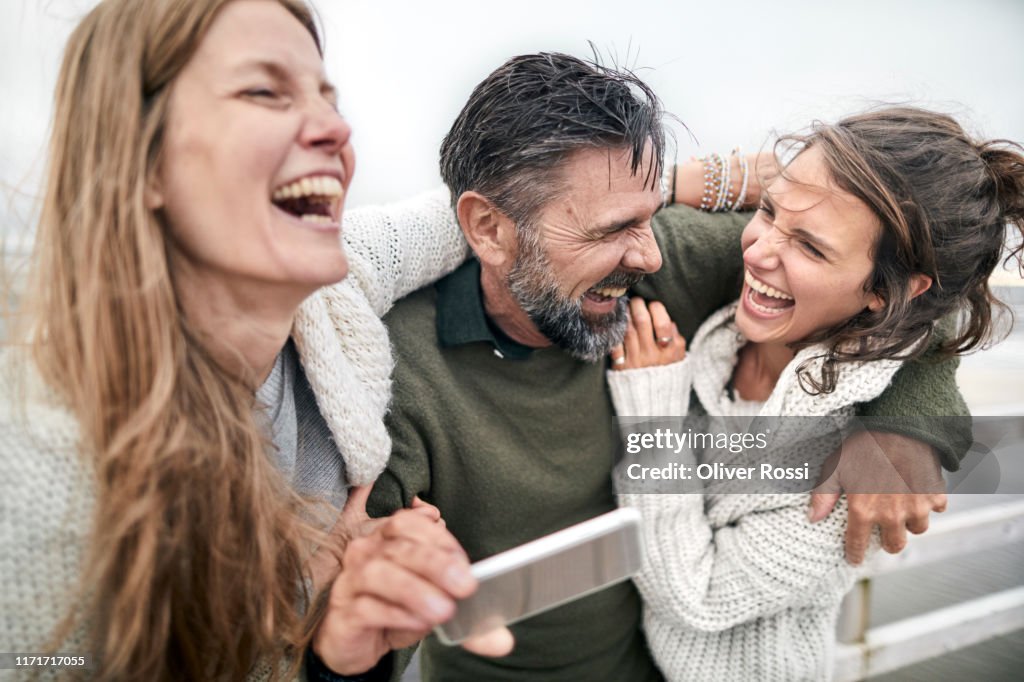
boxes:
[306,647,394,682]
[673,150,774,211]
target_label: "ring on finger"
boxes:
[613,356,626,366]
[658,336,673,345]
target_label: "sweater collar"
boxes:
[689,301,907,416]
[435,259,535,360]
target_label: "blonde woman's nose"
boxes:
[300,100,351,156]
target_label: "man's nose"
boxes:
[621,228,663,274]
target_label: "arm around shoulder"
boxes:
[341,188,470,316]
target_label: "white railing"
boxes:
[833,498,1024,681]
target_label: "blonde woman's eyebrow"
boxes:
[232,58,332,94]
[320,82,338,108]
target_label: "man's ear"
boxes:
[456,191,517,268]
[867,273,932,312]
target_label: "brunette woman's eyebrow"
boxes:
[790,226,837,257]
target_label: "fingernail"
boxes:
[445,565,475,592]
[426,595,453,619]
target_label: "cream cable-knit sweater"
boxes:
[607,302,904,682]
[0,188,466,678]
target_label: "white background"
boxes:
[2,0,1023,230]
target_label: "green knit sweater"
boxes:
[369,206,969,682]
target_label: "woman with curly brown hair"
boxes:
[608,107,1024,681]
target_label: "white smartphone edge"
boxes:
[433,507,643,645]
[470,507,642,581]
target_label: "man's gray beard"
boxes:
[506,233,634,363]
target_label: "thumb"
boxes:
[808,490,840,523]
[411,496,442,522]
[461,626,515,658]
[343,484,373,518]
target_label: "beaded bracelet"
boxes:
[699,153,724,211]
[698,149,751,212]
[733,147,750,211]
[714,151,732,212]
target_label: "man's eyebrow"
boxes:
[597,205,662,234]
[596,216,643,234]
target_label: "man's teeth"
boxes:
[271,175,343,201]
[591,286,627,298]
[299,214,336,226]
[744,269,793,301]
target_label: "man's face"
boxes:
[507,146,664,361]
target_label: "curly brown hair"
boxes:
[772,107,1024,394]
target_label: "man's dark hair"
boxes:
[439,52,666,230]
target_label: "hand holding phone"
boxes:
[435,508,644,644]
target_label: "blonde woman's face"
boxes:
[735,146,883,345]
[152,0,354,293]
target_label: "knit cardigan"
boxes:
[607,302,905,682]
[0,189,467,679]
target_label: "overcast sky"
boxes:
[3,0,1024,245]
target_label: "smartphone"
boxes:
[434,507,644,645]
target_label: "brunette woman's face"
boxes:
[152,0,354,292]
[736,146,884,345]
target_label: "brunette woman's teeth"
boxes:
[744,269,793,300]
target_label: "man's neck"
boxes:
[172,257,313,386]
[478,266,552,349]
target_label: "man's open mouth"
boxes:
[583,285,628,304]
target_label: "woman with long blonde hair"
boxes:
[0,0,508,679]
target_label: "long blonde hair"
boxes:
[27,0,337,678]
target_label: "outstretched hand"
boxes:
[809,430,947,565]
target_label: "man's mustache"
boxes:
[591,270,645,292]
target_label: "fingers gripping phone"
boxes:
[434,508,644,645]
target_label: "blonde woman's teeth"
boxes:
[299,214,335,226]
[744,269,793,300]
[271,175,343,201]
